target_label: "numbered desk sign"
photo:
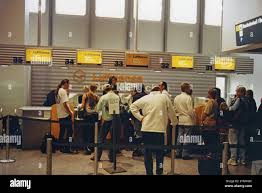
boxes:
[108,98,120,115]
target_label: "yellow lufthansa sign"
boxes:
[172,56,194,69]
[126,52,149,67]
[26,49,52,64]
[77,51,102,65]
[214,57,236,71]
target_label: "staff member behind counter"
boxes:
[56,79,74,153]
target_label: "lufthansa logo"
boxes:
[73,70,86,83]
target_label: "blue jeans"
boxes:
[59,116,73,142]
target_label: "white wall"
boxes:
[229,54,262,105]
[0,0,221,53]
[0,0,25,45]
[222,0,262,51]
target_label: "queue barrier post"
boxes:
[88,113,103,175]
[222,142,229,175]
[167,125,179,175]
[0,109,3,149]
[0,115,16,163]
[91,122,104,175]
[46,138,52,175]
[104,112,126,174]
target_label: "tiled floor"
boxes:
[0,149,250,175]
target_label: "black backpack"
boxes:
[43,90,56,107]
[40,133,56,154]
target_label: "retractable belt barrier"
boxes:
[2,115,256,175]
[7,114,244,150]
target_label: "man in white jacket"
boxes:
[130,87,178,175]
[174,83,196,159]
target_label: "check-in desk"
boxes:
[19,107,51,150]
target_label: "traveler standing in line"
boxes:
[130,87,178,175]
[159,81,171,99]
[201,88,219,128]
[249,97,262,175]
[159,81,172,155]
[213,88,226,107]
[198,88,220,175]
[78,86,89,105]
[258,98,262,113]
[227,87,250,166]
[81,84,99,155]
[246,90,257,162]
[91,84,120,162]
[201,89,219,155]
[131,84,147,157]
[246,90,257,115]
[108,76,118,92]
[213,88,226,127]
[56,79,74,153]
[174,83,195,159]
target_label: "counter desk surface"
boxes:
[19,106,52,149]
[18,106,88,150]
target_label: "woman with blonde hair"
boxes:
[81,84,99,155]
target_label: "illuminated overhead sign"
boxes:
[236,15,262,46]
[172,56,194,69]
[26,48,52,64]
[125,52,149,67]
[77,50,102,65]
[213,57,236,71]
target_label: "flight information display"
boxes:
[235,15,262,46]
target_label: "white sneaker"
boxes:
[227,159,238,166]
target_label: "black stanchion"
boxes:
[0,115,16,163]
[167,126,179,175]
[222,142,229,175]
[46,138,52,175]
[88,120,104,175]
[0,109,4,150]
[104,112,126,174]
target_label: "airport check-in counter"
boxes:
[19,94,79,149]
[19,107,51,150]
